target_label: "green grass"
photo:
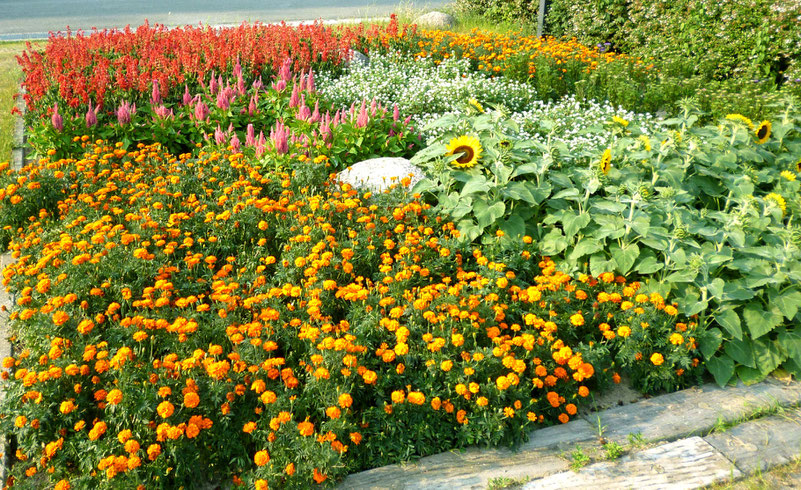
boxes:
[0,41,33,164]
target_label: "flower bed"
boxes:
[0,143,700,488]
[1,13,800,489]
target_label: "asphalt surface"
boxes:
[0,0,444,40]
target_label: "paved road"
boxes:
[0,0,444,40]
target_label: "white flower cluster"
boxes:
[316,51,537,116]
[317,52,662,159]
[414,95,661,158]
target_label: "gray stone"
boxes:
[414,11,456,30]
[337,157,425,193]
[593,380,801,445]
[523,437,741,489]
[704,407,801,474]
[347,49,369,68]
[341,445,568,489]
[11,84,27,171]
[519,418,598,453]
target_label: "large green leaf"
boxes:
[772,290,801,321]
[460,175,491,196]
[611,242,639,274]
[752,338,785,375]
[699,328,723,359]
[706,355,735,387]
[568,240,604,261]
[777,330,801,362]
[473,201,506,229]
[499,214,526,239]
[736,366,765,385]
[715,308,742,340]
[589,253,616,277]
[635,256,663,274]
[540,228,568,255]
[724,337,754,368]
[743,302,782,339]
[562,212,591,240]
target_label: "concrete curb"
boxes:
[341,379,801,489]
[0,253,15,485]
[10,84,26,171]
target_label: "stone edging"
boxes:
[341,379,801,489]
[11,84,27,172]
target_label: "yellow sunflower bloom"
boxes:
[765,192,786,215]
[780,170,796,181]
[598,148,612,174]
[446,135,483,169]
[612,116,629,127]
[725,113,754,129]
[755,120,771,144]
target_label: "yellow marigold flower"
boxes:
[669,333,684,345]
[570,313,584,326]
[407,391,426,405]
[664,305,678,316]
[650,353,664,366]
[391,390,406,404]
[617,326,631,338]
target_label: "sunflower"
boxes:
[780,170,796,181]
[725,113,754,129]
[755,120,771,144]
[765,192,786,215]
[468,99,484,113]
[598,148,612,174]
[446,135,483,169]
[612,116,629,127]
[796,157,801,174]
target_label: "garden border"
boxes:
[341,378,801,488]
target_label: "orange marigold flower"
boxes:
[106,389,123,405]
[407,391,425,405]
[313,468,328,483]
[285,462,296,475]
[184,392,200,408]
[650,353,664,366]
[254,450,270,466]
[338,393,353,408]
[298,420,314,436]
[157,401,174,419]
[558,413,570,424]
[147,444,161,460]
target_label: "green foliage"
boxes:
[603,441,624,460]
[413,100,801,388]
[450,0,541,24]
[569,445,591,471]
[547,0,801,85]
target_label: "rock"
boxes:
[337,157,425,193]
[347,49,369,68]
[414,11,456,30]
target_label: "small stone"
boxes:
[337,157,425,193]
[414,11,456,30]
[347,49,369,68]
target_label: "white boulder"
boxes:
[337,157,425,193]
[414,11,456,30]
